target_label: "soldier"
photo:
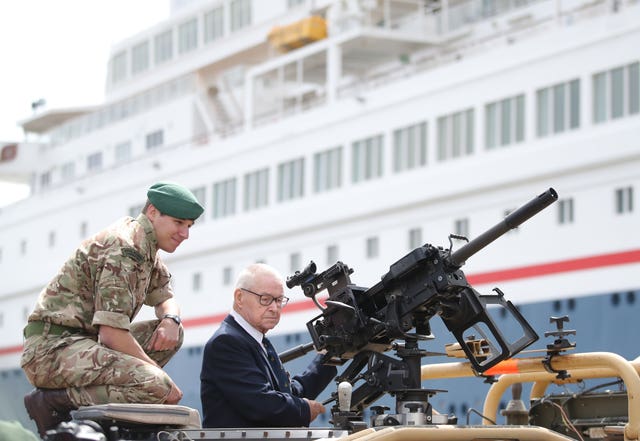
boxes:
[21,182,204,438]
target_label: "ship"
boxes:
[1,0,639,439]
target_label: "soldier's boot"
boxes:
[24,388,77,438]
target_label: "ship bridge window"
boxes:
[146,130,164,150]
[243,168,269,211]
[132,40,149,74]
[213,177,237,219]
[326,245,339,265]
[408,228,422,249]
[614,186,633,214]
[277,158,305,202]
[593,62,639,124]
[536,79,580,137]
[485,95,524,150]
[290,252,302,273]
[437,109,474,161]
[352,135,384,183]
[111,51,127,84]
[115,141,132,163]
[454,218,469,238]
[87,152,103,172]
[154,29,173,65]
[314,146,342,193]
[204,6,224,43]
[393,121,428,172]
[61,162,75,181]
[627,291,636,305]
[230,0,251,32]
[222,266,234,286]
[557,198,574,225]
[190,186,206,221]
[178,18,198,54]
[366,237,379,259]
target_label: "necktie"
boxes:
[262,337,292,394]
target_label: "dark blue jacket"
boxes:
[200,315,336,428]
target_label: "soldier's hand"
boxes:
[164,381,183,404]
[304,399,326,423]
[147,319,181,352]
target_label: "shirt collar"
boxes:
[230,309,267,353]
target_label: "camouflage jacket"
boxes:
[27,214,174,333]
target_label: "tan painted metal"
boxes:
[420,352,640,440]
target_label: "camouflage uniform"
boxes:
[21,214,183,407]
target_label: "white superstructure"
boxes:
[1,0,639,424]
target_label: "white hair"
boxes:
[234,263,284,290]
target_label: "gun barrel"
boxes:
[448,188,558,267]
[279,342,316,363]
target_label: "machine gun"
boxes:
[286,188,558,427]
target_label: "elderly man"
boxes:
[200,263,337,428]
[21,182,204,438]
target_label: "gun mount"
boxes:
[286,188,558,427]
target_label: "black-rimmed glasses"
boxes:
[240,287,289,307]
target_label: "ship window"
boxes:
[20,239,27,256]
[131,40,149,74]
[87,152,103,172]
[80,222,88,238]
[553,300,561,312]
[178,18,198,54]
[115,141,132,163]
[627,291,636,305]
[290,252,302,273]
[129,204,144,218]
[230,0,251,32]
[154,29,173,65]
[48,231,56,248]
[243,168,269,211]
[408,228,422,249]
[192,272,202,292]
[485,94,524,150]
[594,62,640,122]
[213,177,237,219]
[614,186,633,214]
[222,266,234,286]
[437,108,474,161]
[277,157,304,202]
[557,198,574,225]
[0,247,2,263]
[39,171,51,189]
[536,79,580,137]
[287,0,305,8]
[111,50,127,84]
[313,146,342,193]
[326,245,338,265]
[204,6,224,43]
[393,121,428,172]
[146,130,164,150]
[352,135,384,183]
[190,186,206,221]
[61,162,75,181]
[611,293,620,306]
[366,237,379,259]
[454,218,469,237]
[567,298,575,311]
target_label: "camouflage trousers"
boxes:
[21,319,183,407]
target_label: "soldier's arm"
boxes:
[99,325,160,367]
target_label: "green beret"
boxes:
[147,182,204,220]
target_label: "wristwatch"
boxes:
[162,314,182,325]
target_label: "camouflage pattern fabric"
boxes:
[26,214,173,333]
[21,319,183,406]
[21,214,181,406]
